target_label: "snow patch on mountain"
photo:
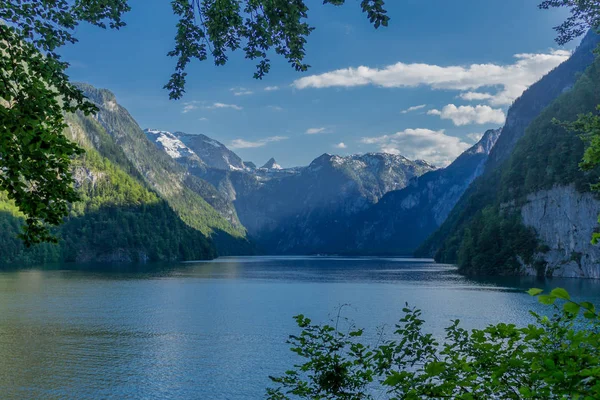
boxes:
[144,129,196,160]
[261,158,283,170]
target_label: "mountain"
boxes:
[0,84,258,265]
[176,131,246,171]
[417,30,600,278]
[73,85,254,255]
[144,133,437,254]
[0,113,218,264]
[340,128,501,255]
[144,129,200,161]
[261,158,282,170]
[233,153,436,253]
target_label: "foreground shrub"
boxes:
[267,289,600,399]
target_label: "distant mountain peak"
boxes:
[261,158,282,170]
[465,128,502,156]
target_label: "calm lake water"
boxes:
[1,256,599,399]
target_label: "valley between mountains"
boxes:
[1,32,599,279]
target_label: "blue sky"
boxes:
[62,0,575,167]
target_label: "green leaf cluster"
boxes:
[1,1,129,245]
[165,0,389,99]
[269,289,600,399]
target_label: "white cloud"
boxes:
[198,117,208,121]
[182,101,201,113]
[206,102,243,110]
[427,104,505,126]
[459,92,494,101]
[360,128,471,167]
[230,87,253,96]
[268,105,284,111]
[228,136,288,149]
[264,86,280,91]
[182,104,198,113]
[466,132,483,142]
[306,127,327,135]
[293,50,570,106]
[401,104,427,114]
[334,142,347,149]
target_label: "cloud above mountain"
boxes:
[361,128,471,166]
[293,50,570,106]
[427,104,506,126]
[228,136,288,149]
[466,132,484,142]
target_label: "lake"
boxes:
[1,256,599,399]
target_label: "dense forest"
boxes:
[0,141,216,264]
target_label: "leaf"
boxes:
[583,310,597,319]
[580,301,595,312]
[425,362,446,376]
[383,372,403,386]
[349,329,364,337]
[550,288,570,300]
[538,295,557,305]
[563,302,581,315]
[527,288,544,296]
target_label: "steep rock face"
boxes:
[520,186,600,278]
[345,129,501,255]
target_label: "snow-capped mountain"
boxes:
[260,158,283,170]
[175,132,246,171]
[144,129,199,160]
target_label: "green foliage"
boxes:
[456,207,540,276]
[539,1,600,45]
[268,289,600,399]
[0,1,129,244]
[166,0,389,99]
[0,146,216,265]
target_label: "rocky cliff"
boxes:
[519,186,600,278]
